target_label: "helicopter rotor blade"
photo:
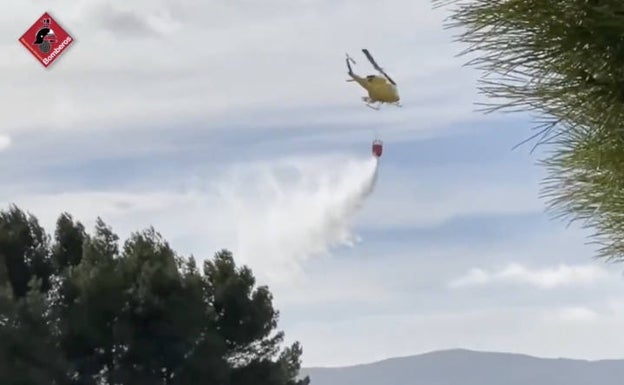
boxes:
[362,48,397,85]
[362,49,381,69]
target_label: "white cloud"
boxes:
[449,263,611,289]
[553,307,599,322]
[2,0,480,136]
[0,135,10,151]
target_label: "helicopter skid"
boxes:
[362,96,377,109]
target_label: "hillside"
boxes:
[301,349,623,385]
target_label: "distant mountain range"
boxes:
[300,349,623,385]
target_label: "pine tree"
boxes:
[0,205,309,385]
[435,0,624,261]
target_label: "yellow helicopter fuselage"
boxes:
[352,75,399,103]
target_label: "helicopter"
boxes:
[346,49,400,110]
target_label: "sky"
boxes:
[2,0,624,368]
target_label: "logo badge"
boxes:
[19,12,74,68]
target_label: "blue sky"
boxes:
[2,0,624,367]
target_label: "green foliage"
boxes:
[0,205,309,385]
[0,205,53,297]
[434,0,624,261]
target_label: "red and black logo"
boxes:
[19,12,74,68]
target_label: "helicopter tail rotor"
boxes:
[345,53,357,80]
